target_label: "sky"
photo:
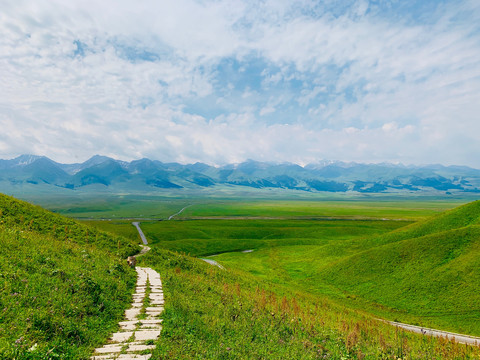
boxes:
[1,0,480,167]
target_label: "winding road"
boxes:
[381,319,480,346]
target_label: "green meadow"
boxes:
[117,197,480,338]
[178,198,467,220]
[3,193,480,359]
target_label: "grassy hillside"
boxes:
[359,200,480,249]
[140,248,480,359]
[168,201,480,336]
[321,200,480,335]
[0,194,139,359]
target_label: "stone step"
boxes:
[92,267,163,359]
[117,355,151,360]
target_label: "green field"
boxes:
[178,198,467,220]
[5,193,480,358]
[26,193,470,220]
[139,219,409,257]
[26,194,193,220]
[102,197,480,338]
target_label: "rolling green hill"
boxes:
[0,194,139,359]
[321,200,480,334]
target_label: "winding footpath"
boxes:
[132,222,148,245]
[167,205,191,220]
[91,225,163,359]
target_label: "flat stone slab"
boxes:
[91,355,116,360]
[134,330,161,341]
[111,331,133,343]
[140,319,163,325]
[146,312,163,317]
[125,308,141,321]
[145,307,164,312]
[117,355,152,360]
[127,344,156,352]
[119,321,138,331]
[94,344,123,353]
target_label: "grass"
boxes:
[29,194,192,220]
[0,194,139,359]
[140,247,480,359]
[212,201,480,336]
[81,220,141,243]
[178,198,467,220]
[26,193,469,221]
[120,200,480,339]
[5,192,479,358]
[140,219,410,257]
[319,201,480,335]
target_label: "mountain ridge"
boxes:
[1,154,480,194]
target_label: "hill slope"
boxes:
[321,200,480,334]
[139,247,480,359]
[0,194,139,359]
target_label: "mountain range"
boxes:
[1,154,480,194]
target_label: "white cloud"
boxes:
[0,0,479,167]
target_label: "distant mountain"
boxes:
[1,155,480,194]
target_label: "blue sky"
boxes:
[1,0,479,166]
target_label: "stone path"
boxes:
[91,267,164,360]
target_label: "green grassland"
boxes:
[26,194,192,219]
[138,247,480,359]
[0,194,139,359]
[210,201,480,336]
[81,220,142,242]
[139,219,410,257]
[23,192,470,221]
[176,198,467,220]
[102,198,480,339]
[4,192,480,359]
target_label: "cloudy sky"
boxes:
[1,0,479,166]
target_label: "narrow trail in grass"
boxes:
[382,319,480,346]
[167,204,191,220]
[200,257,225,269]
[132,222,148,245]
[200,249,254,269]
[90,224,163,359]
[91,267,164,359]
